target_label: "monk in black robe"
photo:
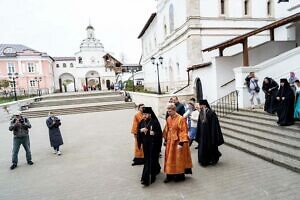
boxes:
[196,100,224,166]
[137,107,162,186]
[262,77,279,114]
[276,78,295,126]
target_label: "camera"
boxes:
[19,119,24,124]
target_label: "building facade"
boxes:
[53,24,117,92]
[0,44,54,95]
[138,0,290,99]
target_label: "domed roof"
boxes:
[86,25,94,30]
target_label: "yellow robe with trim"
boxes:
[131,111,144,158]
[163,113,193,174]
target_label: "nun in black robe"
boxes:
[137,107,162,186]
[196,100,224,167]
[276,78,295,126]
[262,77,279,114]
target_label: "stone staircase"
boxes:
[219,108,300,173]
[22,91,135,118]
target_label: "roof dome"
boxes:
[86,25,94,30]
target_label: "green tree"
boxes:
[0,79,10,89]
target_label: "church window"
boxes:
[267,1,272,16]
[70,63,74,68]
[28,63,35,73]
[63,63,67,68]
[56,64,60,68]
[7,63,15,73]
[169,4,174,33]
[220,0,226,15]
[29,80,36,87]
[78,57,82,64]
[163,17,167,37]
[244,0,249,16]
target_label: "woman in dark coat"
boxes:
[46,112,64,155]
[137,107,162,186]
[262,77,279,114]
[276,79,295,126]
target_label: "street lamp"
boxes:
[34,76,42,96]
[130,69,136,92]
[151,56,163,95]
[8,72,18,101]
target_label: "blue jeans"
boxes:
[189,127,197,140]
[12,135,32,164]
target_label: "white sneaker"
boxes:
[57,151,61,156]
[53,150,57,154]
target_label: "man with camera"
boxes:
[9,111,34,170]
[46,111,64,155]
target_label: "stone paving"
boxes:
[0,109,299,200]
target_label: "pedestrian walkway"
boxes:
[0,109,299,200]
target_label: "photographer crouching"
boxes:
[9,111,34,170]
[46,111,64,156]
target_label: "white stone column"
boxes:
[233,66,259,109]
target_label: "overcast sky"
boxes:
[0,0,156,63]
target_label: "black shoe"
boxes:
[163,177,173,183]
[27,161,34,165]
[10,164,17,170]
[141,181,149,186]
[174,175,185,182]
[150,176,156,184]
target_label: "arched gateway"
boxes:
[59,73,76,93]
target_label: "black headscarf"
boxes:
[143,107,158,120]
[199,99,211,109]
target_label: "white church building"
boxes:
[53,24,117,92]
[138,0,299,107]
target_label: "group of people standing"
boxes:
[130,97,224,187]
[245,71,300,126]
[8,111,64,170]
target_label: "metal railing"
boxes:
[210,90,239,117]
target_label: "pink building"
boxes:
[0,44,55,95]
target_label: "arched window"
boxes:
[169,4,174,33]
[163,17,167,37]
[220,0,225,15]
[70,63,74,68]
[78,57,82,64]
[244,0,249,16]
[63,63,67,68]
[56,64,59,68]
[267,0,272,16]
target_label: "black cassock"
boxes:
[262,78,279,114]
[137,118,162,185]
[276,84,295,126]
[196,109,224,166]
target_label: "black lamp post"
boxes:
[8,72,18,101]
[151,56,163,95]
[130,69,136,92]
[34,76,42,96]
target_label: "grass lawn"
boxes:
[0,95,36,104]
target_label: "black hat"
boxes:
[280,78,288,84]
[143,107,153,114]
[143,107,158,120]
[199,99,211,109]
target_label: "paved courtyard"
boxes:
[0,109,299,200]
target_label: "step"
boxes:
[22,104,135,118]
[29,96,124,108]
[224,136,300,173]
[219,118,300,140]
[41,91,119,100]
[222,114,300,132]
[229,110,278,121]
[221,123,300,148]
[223,129,300,161]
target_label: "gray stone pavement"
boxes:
[0,109,299,200]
